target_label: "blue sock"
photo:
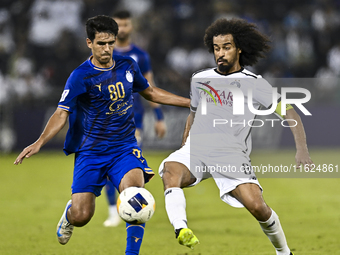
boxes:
[125,223,145,255]
[105,179,116,205]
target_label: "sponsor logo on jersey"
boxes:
[196,81,222,106]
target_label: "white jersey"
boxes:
[189,67,280,156]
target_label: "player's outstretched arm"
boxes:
[284,108,313,169]
[14,108,69,165]
[139,86,190,108]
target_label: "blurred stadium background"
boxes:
[0,0,340,254]
[0,0,340,151]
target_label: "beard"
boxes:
[215,54,237,74]
[217,62,233,74]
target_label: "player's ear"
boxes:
[86,38,93,49]
[238,48,242,54]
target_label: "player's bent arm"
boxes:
[14,108,69,165]
[37,108,69,146]
[284,108,313,168]
[139,86,190,108]
[181,111,195,146]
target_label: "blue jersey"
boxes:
[58,55,149,155]
[113,45,151,123]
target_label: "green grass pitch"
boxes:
[1,149,340,254]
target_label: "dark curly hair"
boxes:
[204,18,271,67]
[86,15,118,42]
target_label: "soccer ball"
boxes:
[117,187,155,224]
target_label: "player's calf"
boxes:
[125,223,145,255]
[259,210,291,255]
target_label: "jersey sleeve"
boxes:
[253,78,281,108]
[58,70,87,113]
[190,76,200,112]
[138,51,152,75]
[132,60,150,92]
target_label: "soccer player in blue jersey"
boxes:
[14,15,189,255]
[102,10,167,227]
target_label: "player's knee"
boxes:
[162,163,182,190]
[247,202,271,221]
[70,208,94,227]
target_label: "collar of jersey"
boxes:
[214,67,244,76]
[88,56,115,71]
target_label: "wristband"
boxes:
[275,101,293,118]
[153,107,164,121]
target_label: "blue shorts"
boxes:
[71,146,154,196]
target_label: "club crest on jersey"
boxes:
[230,80,241,88]
[126,71,133,83]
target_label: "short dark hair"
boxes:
[86,15,119,42]
[204,18,271,67]
[112,10,131,19]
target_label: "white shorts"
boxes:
[159,142,262,208]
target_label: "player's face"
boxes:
[114,18,133,41]
[213,34,242,74]
[87,32,116,68]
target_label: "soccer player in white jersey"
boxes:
[158,18,313,255]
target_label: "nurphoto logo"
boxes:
[195,77,312,128]
[199,82,311,116]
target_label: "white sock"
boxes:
[259,210,291,255]
[164,188,188,230]
[108,205,118,218]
